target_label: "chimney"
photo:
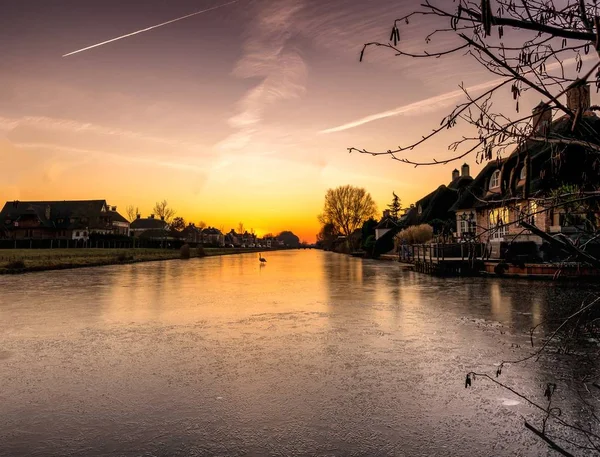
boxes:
[566,83,591,113]
[452,169,460,180]
[136,214,141,219]
[112,206,117,211]
[160,216,165,221]
[150,214,155,219]
[532,101,551,135]
[461,163,470,177]
[383,209,391,218]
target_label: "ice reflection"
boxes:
[0,250,597,456]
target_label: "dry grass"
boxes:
[395,224,434,245]
[0,247,265,274]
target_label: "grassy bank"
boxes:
[0,247,267,274]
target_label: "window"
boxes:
[519,166,526,180]
[76,231,80,237]
[489,207,509,239]
[516,201,537,227]
[490,170,501,189]
[458,217,476,234]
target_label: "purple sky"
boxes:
[0,0,591,240]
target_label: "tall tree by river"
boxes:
[354,1,600,454]
[318,185,377,241]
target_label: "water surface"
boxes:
[0,250,594,456]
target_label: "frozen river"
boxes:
[0,250,595,456]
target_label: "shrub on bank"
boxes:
[395,224,434,245]
[116,252,134,262]
[5,259,25,270]
[180,244,191,259]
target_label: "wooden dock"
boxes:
[397,243,487,277]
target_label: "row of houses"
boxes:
[0,200,284,247]
[375,83,600,258]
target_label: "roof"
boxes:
[130,217,168,230]
[455,110,600,210]
[375,216,399,230]
[138,228,170,239]
[0,200,111,230]
[447,175,474,190]
[202,227,223,235]
[450,160,506,211]
[503,112,600,196]
[107,211,129,224]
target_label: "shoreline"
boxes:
[0,247,275,275]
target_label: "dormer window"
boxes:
[417,204,423,215]
[519,166,526,181]
[490,170,500,189]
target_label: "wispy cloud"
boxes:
[319,54,594,134]
[13,142,208,173]
[319,78,505,134]
[217,0,307,151]
[0,115,207,153]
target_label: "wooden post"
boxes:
[461,243,464,261]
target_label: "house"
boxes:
[0,200,129,240]
[225,230,240,246]
[107,207,130,236]
[451,159,507,242]
[202,227,224,246]
[452,84,600,257]
[374,210,399,240]
[402,163,473,232]
[130,214,168,237]
[181,224,202,244]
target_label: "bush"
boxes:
[374,234,395,257]
[180,244,191,259]
[5,259,25,270]
[116,252,133,262]
[395,224,433,245]
[196,246,206,258]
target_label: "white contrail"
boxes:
[320,54,595,134]
[63,0,239,57]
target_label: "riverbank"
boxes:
[0,247,270,274]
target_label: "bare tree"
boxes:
[125,205,139,222]
[237,222,245,235]
[153,200,175,222]
[352,2,600,454]
[171,217,186,231]
[318,185,377,239]
[352,0,600,167]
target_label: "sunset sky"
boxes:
[1,0,593,242]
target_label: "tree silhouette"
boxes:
[387,192,402,220]
[171,217,186,231]
[318,185,377,238]
[153,200,175,222]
